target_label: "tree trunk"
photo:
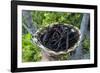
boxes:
[70,13,90,59]
[22,10,37,35]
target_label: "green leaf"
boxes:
[22,33,42,62]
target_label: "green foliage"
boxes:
[82,35,90,52]
[22,33,42,62]
[32,11,83,29]
[59,53,70,60]
[22,11,84,61]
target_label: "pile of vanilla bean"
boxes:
[37,24,79,52]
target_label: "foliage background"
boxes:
[32,11,83,29]
[22,11,90,62]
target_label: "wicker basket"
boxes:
[32,23,81,56]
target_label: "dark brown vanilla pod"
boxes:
[37,24,80,52]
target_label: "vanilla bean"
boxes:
[38,24,79,52]
[66,31,69,50]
